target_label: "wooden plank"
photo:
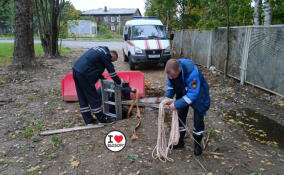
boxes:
[40,124,104,136]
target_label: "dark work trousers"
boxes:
[73,70,103,124]
[176,95,205,137]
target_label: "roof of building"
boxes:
[82,8,141,16]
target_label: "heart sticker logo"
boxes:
[105,130,126,152]
[114,135,123,143]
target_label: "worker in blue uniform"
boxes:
[72,46,124,124]
[164,59,210,156]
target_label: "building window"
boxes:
[111,16,115,22]
[111,25,115,31]
[117,16,120,22]
[104,16,108,22]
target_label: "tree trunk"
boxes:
[34,0,65,57]
[263,0,272,25]
[253,0,261,25]
[13,0,35,68]
[50,0,60,56]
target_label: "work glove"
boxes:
[119,79,125,87]
[162,97,174,105]
[122,81,130,88]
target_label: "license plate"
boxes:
[148,54,160,58]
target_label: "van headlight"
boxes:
[134,47,143,54]
[164,46,171,53]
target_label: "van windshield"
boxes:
[131,25,167,40]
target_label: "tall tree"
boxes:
[0,0,14,34]
[34,0,65,56]
[271,0,284,24]
[58,1,79,39]
[145,0,254,30]
[145,0,179,29]
[253,0,262,25]
[13,0,35,68]
[263,0,272,25]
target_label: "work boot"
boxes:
[193,135,203,156]
[86,119,98,125]
[173,131,185,149]
[99,114,116,124]
[95,112,114,124]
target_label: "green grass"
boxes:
[66,35,122,41]
[66,37,122,41]
[0,43,73,67]
[0,36,15,40]
[0,35,40,40]
[0,35,122,41]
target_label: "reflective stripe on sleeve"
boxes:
[183,95,192,104]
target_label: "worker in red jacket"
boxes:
[72,46,124,124]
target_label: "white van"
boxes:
[122,16,173,70]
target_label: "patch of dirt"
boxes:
[0,48,283,175]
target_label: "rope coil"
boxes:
[152,99,180,162]
[127,90,141,140]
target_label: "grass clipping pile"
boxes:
[152,99,180,162]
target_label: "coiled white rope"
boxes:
[152,99,180,162]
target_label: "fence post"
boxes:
[240,27,252,85]
[180,30,184,56]
[207,30,213,68]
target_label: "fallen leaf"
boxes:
[71,160,80,168]
[145,82,152,88]
[213,155,221,159]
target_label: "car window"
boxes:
[131,25,167,40]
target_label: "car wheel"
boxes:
[123,50,128,62]
[129,55,135,70]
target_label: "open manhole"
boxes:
[223,108,284,149]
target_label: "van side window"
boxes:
[128,26,131,39]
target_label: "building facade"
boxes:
[68,20,97,38]
[81,7,142,33]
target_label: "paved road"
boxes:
[0,39,124,50]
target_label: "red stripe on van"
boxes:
[144,40,148,50]
[146,40,151,50]
[158,40,163,49]
[155,40,160,49]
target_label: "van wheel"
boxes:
[129,55,136,70]
[123,50,128,62]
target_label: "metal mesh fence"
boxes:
[172,25,284,96]
[246,26,284,95]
